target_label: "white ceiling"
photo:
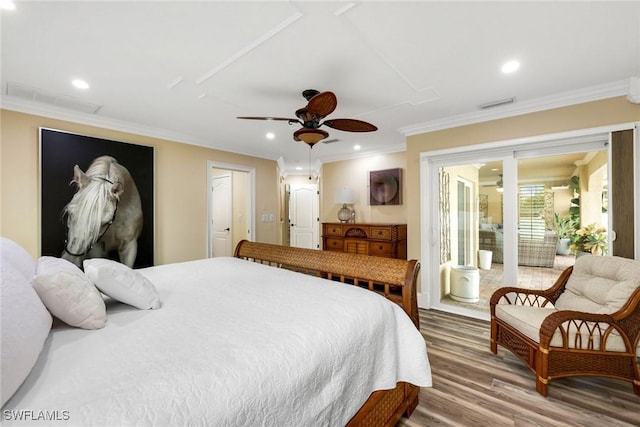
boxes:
[2,1,639,175]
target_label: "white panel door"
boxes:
[212,174,232,257]
[289,184,319,249]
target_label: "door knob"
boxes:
[224,227,230,232]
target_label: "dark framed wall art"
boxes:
[369,168,402,206]
[40,128,154,268]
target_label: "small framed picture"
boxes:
[369,168,402,205]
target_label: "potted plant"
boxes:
[553,213,575,255]
[570,223,608,256]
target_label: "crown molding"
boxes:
[0,97,285,162]
[399,79,630,136]
[0,97,210,146]
[315,142,406,164]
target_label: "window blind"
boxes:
[519,184,546,240]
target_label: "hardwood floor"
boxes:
[398,309,640,427]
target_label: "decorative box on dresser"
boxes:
[322,223,407,259]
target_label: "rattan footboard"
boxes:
[233,240,421,425]
[234,240,420,328]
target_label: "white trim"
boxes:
[634,125,640,259]
[418,155,432,310]
[419,292,490,321]
[402,79,629,136]
[2,98,284,162]
[418,122,636,161]
[207,160,256,257]
[315,143,406,163]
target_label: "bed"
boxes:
[1,237,431,426]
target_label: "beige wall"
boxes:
[1,109,280,264]
[321,152,407,224]
[406,96,640,261]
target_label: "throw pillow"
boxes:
[83,258,161,310]
[32,257,106,329]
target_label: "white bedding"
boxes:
[4,257,431,426]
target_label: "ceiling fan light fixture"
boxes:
[294,128,328,147]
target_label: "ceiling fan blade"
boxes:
[323,118,377,132]
[306,91,337,118]
[236,116,298,122]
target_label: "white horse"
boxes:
[62,156,143,268]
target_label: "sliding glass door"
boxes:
[422,130,619,319]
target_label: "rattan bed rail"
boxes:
[234,240,420,328]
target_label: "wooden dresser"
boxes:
[321,222,407,259]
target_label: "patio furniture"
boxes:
[478,230,558,268]
[490,255,640,396]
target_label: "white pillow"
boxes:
[1,236,37,282]
[1,263,52,406]
[32,257,106,330]
[83,258,161,310]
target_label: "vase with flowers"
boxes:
[570,223,608,256]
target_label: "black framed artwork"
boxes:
[369,168,402,205]
[40,128,154,268]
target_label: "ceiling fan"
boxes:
[237,89,377,147]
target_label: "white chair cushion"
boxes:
[495,305,555,344]
[496,304,627,352]
[83,258,160,310]
[32,257,107,329]
[555,255,640,314]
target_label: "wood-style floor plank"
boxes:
[397,309,640,427]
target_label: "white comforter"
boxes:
[4,257,431,426]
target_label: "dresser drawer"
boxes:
[324,225,343,236]
[370,227,392,240]
[369,242,393,257]
[320,223,406,259]
[325,238,344,251]
[344,239,368,255]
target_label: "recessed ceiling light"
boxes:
[353,145,361,151]
[295,166,303,170]
[501,60,520,74]
[1,1,16,10]
[266,132,275,140]
[72,79,89,89]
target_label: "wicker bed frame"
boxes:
[234,240,422,427]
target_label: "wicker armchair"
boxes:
[490,255,640,396]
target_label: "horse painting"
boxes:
[62,155,143,268]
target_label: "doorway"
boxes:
[288,183,319,249]
[421,124,638,320]
[207,161,255,257]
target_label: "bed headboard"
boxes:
[234,240,420,328]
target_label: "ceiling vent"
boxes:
[6,82,102,114]
[479,97,515,109]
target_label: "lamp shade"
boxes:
[293,128,329,147]
[335,188,355,204]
